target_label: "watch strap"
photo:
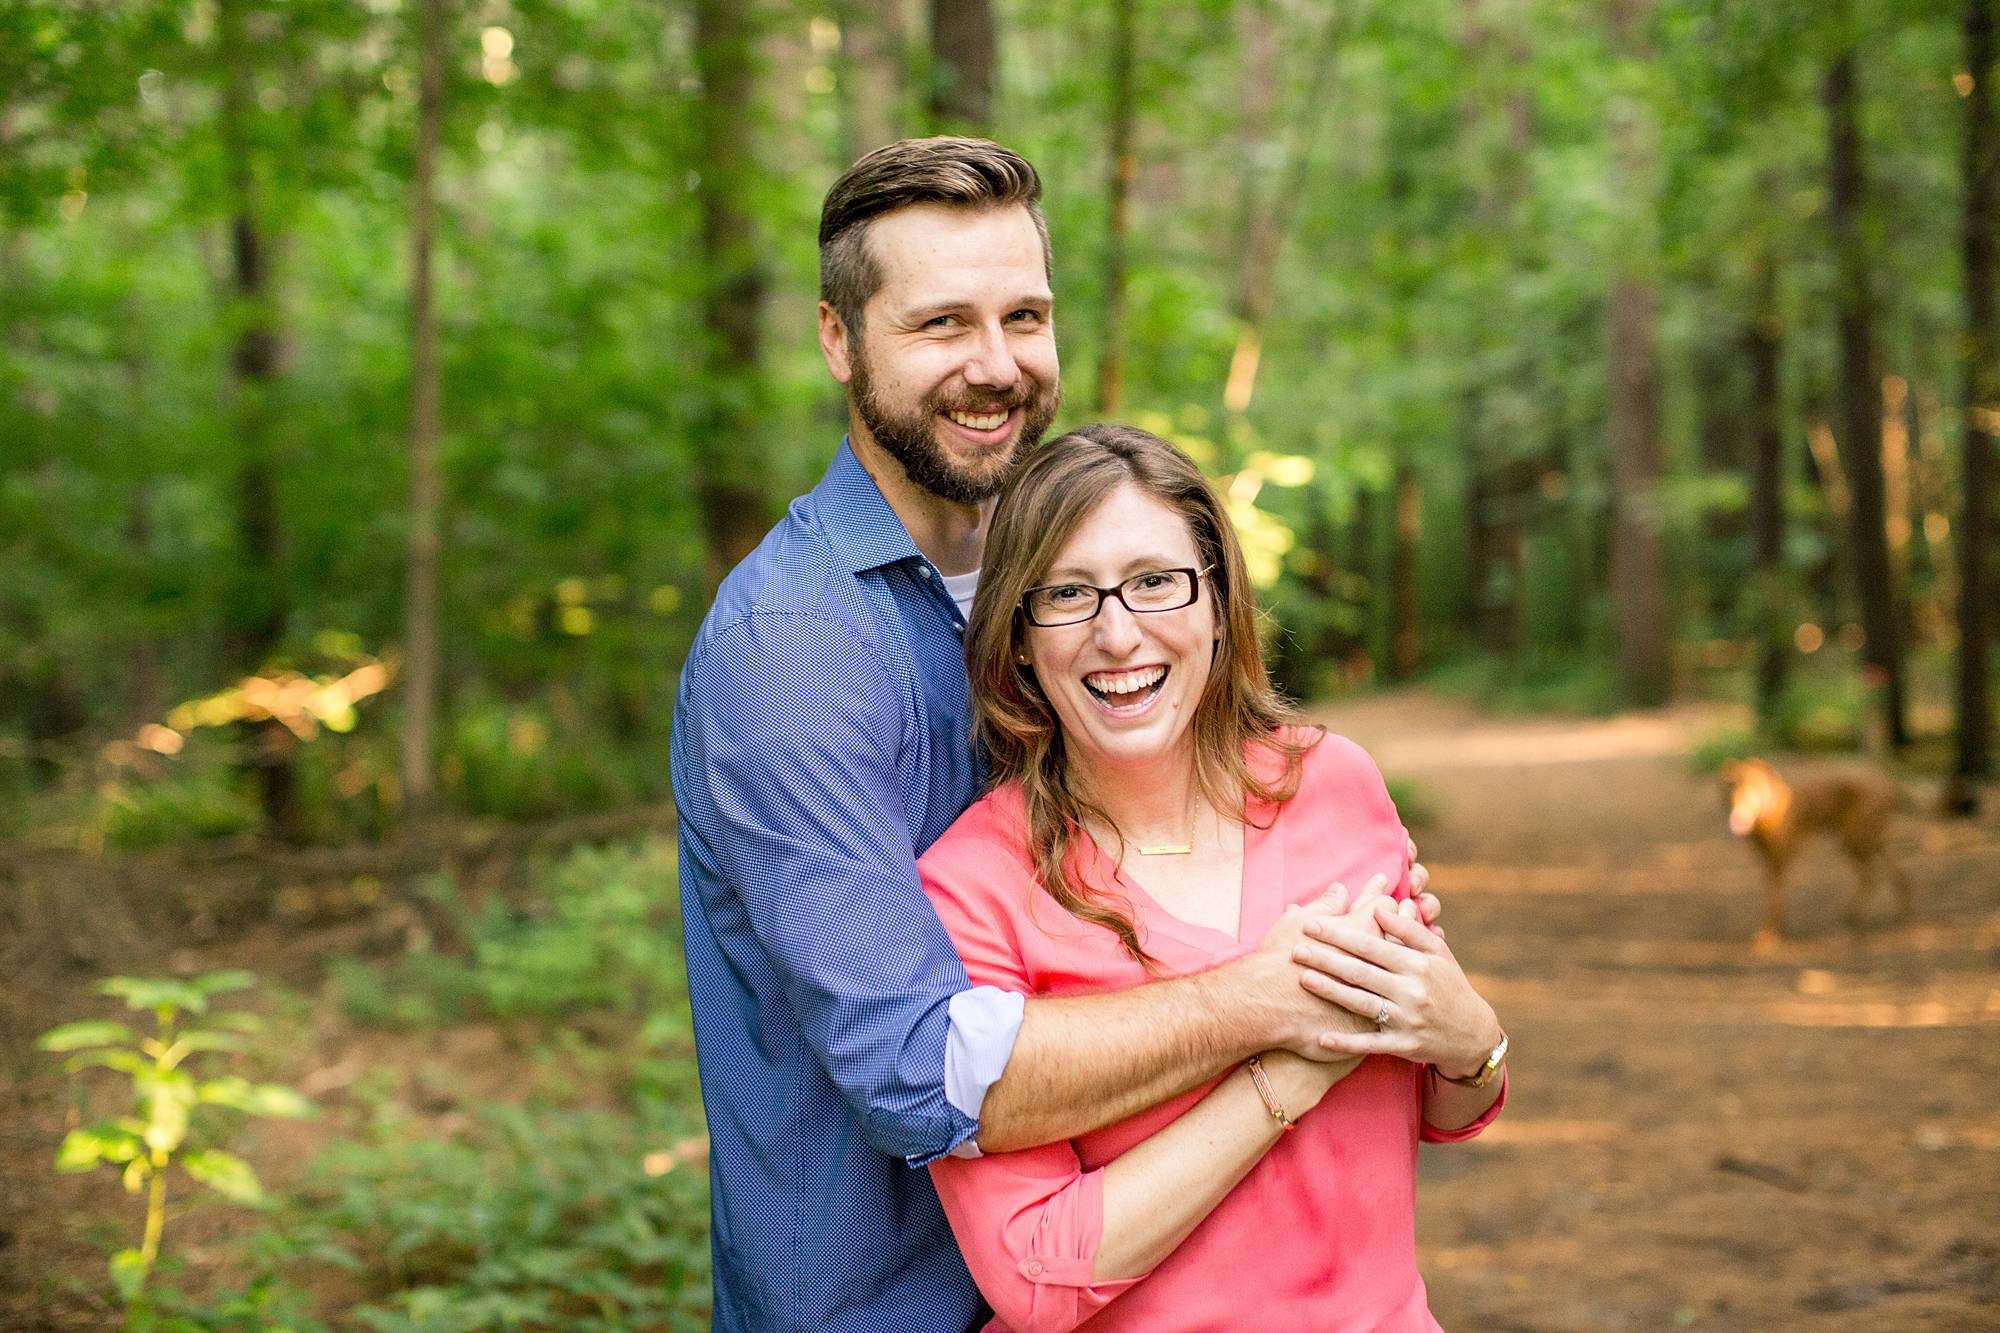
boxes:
[1436,1030,1508,1089]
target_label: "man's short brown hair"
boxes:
[818,137,1050,336]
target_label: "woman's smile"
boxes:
[1082,664,1169,714]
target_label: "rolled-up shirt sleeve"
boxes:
[930,1142,1145,1332]
[683,610,984,1164]
[945,985,1026,1157]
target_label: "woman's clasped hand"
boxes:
[1293,893,1506,1082]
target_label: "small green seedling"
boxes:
[38,970,313,1310]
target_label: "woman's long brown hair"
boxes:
[966,423,1316,967]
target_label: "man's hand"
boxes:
[1218,875,1389,1061]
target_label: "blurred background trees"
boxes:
[2,0,1993,846]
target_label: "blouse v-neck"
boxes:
[1077,810,1274,954]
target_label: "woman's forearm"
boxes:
[1421,1061,1506,1132]
[1091,1051,1359,1281]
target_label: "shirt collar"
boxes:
[816,437,924,575]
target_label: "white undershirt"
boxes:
[940,568,980,624]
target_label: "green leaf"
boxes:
[192,970,257,998]
[55,1123,143,1172]
[101,976,208,1017]
[209,1011,266,1034]
[109,1247,148,1303]
[38,1020,136,1052]
[196,1076,314,1118]
[174,1029,249,1056]
[180,1149,263,1204]
[64,1048,149,1076]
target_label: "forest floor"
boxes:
[3,687,1998,1329]
[1311,690,2000,1331]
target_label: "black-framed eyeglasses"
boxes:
[1019,566,1213,627]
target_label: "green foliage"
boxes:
[38,971,313,1312]
[1424,652,1620,717]
[191,837,707,1325]
[100,765,260,850]
[439,693,661,822]
[1688,727,1763,775]
[1382,774,1440,831]
[337,839,684,1029]
[1773,669,1869,753]
[288,1104,710,1332]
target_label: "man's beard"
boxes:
[849,350,1059,505]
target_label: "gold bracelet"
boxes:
[1246,1057,1296,1132]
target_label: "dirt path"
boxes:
[1311,691,2000,1331]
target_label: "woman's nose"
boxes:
[1092,596,1143,653]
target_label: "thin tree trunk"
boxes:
[1223,3,1343,416]
[927,0,994,131]
[1824,45,1908,748]
[1389,463,1421,678]
[401,0,446,816]
[1747,244,1789,733]
[1606,0,1670,707]
[692,0,773,591]
[218,0,300,838]
[1453,0,1534,656]
[1953,0,1998,805]
[1096,0,1136,416]
[833,0,905,160]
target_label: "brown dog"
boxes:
[1719,757,1908,950]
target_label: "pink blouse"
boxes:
[919,730,1504,1332]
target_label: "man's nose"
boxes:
[962,321,1021,389]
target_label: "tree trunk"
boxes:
[1695,336,1743,581]
[834,0,905,160]
[1747,245,1790,734]
[1824,46,1908,748]
[1223,3,1342,417]
[1607,275,1670,706]
[1605,0,1670,707]
[401,0,446,817]
[1096,0,1136,416]
[1953,0,1998,805]
[692,0,774,591]
[1389,463,1421,678]
[927,0,994,131]
[218,0,301,838]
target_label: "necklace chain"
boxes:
[1132,790,1199,857]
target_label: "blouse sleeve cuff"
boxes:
[1420,1067,1509,1143]
[1021,1166,1150,1293]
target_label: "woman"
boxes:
[919,424,1508,1332]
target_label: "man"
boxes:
[671,138,1425,1332]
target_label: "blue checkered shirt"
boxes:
[671,440,999,1333]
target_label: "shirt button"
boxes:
[918,565,934,578]
[1026,1260,1044,1277]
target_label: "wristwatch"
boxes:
[1435,1031,1508,1089]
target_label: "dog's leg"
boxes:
[1841,852,1876,928]
[1889,855,1913,921]
[1754,863,1787,954]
